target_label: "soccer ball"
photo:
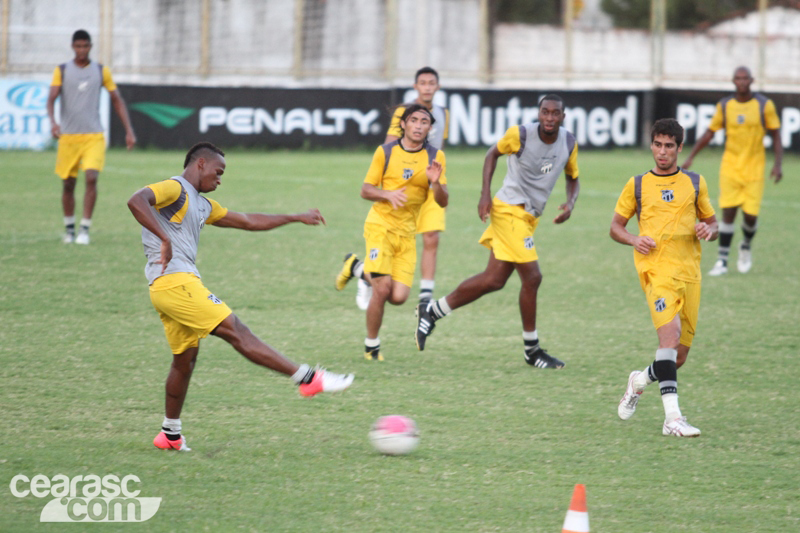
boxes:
[368,415,419,455]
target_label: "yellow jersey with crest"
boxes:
[709,94,780,182]
[615,168,715,282]
[363,140,446,237]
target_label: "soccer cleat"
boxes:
[523,346,565,369]
[75,231,90,245]
[708,259,728,276]
[153,431,191,451]
[618,371,644,420]
[298,368,355,397]
[662,416,701,437]
[364,348,384,361]
[414,302,435,351]
[62,231,75,244]
[356,279,372,311]
[737,243,752,273]
[335,253,358,291]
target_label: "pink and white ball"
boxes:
[369,415,419,455]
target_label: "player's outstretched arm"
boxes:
[127,188,172,273]
[769,129,783,183]
[695,215,719,242]
[479,145,502,222]
[212,209,326,231]
[554,176,580,224]
[682,129,715,169]
[610,213,656,255]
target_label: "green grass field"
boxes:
[1,147,798,532]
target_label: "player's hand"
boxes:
[681,157,693,170]
[384,187,407,209]
[633,236,657,255]
[695,222,715,241]
[478,194,492,223]
[126,131,137,151]
[51,123,61,139]
[770,165,783,184]
[553,202,573,224]
[427,160,443,184]
[156,239,173,274]
[297,209,326,226]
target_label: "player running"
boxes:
[682,66,782,276]
[382,66,450,309]
[413,94,580,369]
[335,104,447,361]
[128,142,354,451]
[612,119,718,437]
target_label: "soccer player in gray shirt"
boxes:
[47,29,137,245]
[415,95,580,369]
[127,142,354,451]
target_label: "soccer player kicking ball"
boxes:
[611,119,718,437]
[128,142,354,451]
[414,94,580,369]
[335,104,448,361]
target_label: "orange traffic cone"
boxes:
[561,484,589,533]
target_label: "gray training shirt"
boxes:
[53,61,113,134]
[495,122,579,217]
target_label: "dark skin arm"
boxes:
[127,188,172,274]
[682,129,715,169]
[553,176,580,224]
[769,128,783,183]
[47,85,61,138]
[479,145,502,222]
[109,89,137,150]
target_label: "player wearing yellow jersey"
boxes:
[47,30,137,245]
[414,95,580,369]
[335,104,448,360]
[383,67,450,308]
[128,142,353,451]
[683,66,782,276]
[612,119,718,437]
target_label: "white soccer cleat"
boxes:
[618,371,644,420]
[356,279,372,311]
[298,368,355,397]
[708,259,727,276]
[737,243,752,273]
[663,416,701,437]
[75,231,90,245]
[62,232,75,244]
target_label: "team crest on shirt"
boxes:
[208,294,222,304]
[540,162,553,174]
[661,189,674,202]
[523,237,535,250]
[403,168,413,180]
[370,248,379,260]
[737,114,745,124]
[654,298,666,312]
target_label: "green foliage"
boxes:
[1,148,798,531]
[496,0,562,25]
[602,0,759,29]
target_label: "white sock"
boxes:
[662,393,682,420]
[436,296,451,315]
[365,337,380,349]
[420,279,435,290]
[162,417,181,435]
[64,216,75,227]
[80,218,91,230]
[353,261,364,280]
[522,330,538,342]
[291,363,313,384]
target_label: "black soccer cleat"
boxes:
[414,302,435,351]
[524,346,565,369]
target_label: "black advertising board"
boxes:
[111,84,799,152]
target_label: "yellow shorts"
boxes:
[719,173,765,216]
[479,198,540,263]
[638,271,701,347]
[55,133,106,179]
[149,273,232,354]
[363,223,416,287]
[415,190,446,234]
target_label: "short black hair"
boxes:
[72,30,91,43]
[184,142,225,169]
[651,118,684,146]
[414,66,439,83]
[539,94,564,110]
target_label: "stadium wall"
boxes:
[106,85,800,152]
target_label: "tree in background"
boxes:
[601,0,760,29]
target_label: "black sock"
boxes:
[365,343,380,355]
[429,300,444,321]
[741,226,756,248]
[718,231,733,264]
[65,223,75,235]
[419,289,433,302]
[297,367,316,384]
[523,339,540,355]
[162,428,182,441]
[653,359,677,395]
[647,364,658,382]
